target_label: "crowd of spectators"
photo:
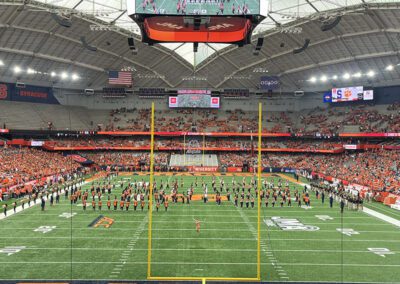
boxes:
[219,150,400,193]
[47,138,342,151]
[102,104,400,134]
[0,148,80,189]
[83,152,170,171]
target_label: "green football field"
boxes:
[1,173,400,283]
[136,0,260,16]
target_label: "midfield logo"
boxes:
[271,217,320,231]
[89,215,114,228]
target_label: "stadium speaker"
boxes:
[321,16,342,32]
[193,42,199,53]
[80,36,97,52]
[84,89,94,95]
[16,82,25,88]
[294,90,304,97]
[293,38,310,54]
[127,37,138,55]
[253,38,264,56]
[51,13,72,28]
[280,42,285,48]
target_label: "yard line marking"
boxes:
[224,171,290,281]
[109,212,148,278]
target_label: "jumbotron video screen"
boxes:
[169,95,220,108]
[135,0,261,15]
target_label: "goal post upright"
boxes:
[257,102,262,280]
[147,102,155,279]
[146,102,263,282]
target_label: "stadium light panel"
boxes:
[13,66,21,74]
[51,71,57,77]
[309,76,317,83]
[0,60,4,66]
[367,70,375,77]
[353,72,362,78]
[60,72,69,80]
[27,68,36,74]
[71,73,79,81]
[320,75,327,82]
[343,73,350,80]
[332,75,338,80]
[386,65,394,71]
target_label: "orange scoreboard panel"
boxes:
[143,16,251,43]
[128,1,267,45]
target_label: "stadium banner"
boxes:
[339,132,400,137]
[7,139,31,146]
[187,166,218,172]
[42,144,345,153]
[0,128,9,133]
[260,76,280,90]
[0,82,10,100]
[263,167,296,173]
[0,82,59,104]
[67,154,94,165]
[97,131,292,137]
[30,140,44,147]
[343,144,359,150]
[227,167,243,172]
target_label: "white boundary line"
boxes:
[363,206,400,228]
[0,261,399,267]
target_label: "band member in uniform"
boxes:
[156,199,160,212]
[194,218,201,233]
[113,198,118,210]
[164,198,169,211]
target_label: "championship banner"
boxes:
[260,76,280,90]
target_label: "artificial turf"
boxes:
[0,173,399,283]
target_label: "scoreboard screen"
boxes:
[331,86,363,102]
[325,87,374,103]
[169,95,220,108]
[130,0,263,16]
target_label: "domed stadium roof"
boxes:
[0,0,399,91]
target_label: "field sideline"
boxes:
[0,173,399,283]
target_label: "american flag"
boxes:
[108,71,132,85]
